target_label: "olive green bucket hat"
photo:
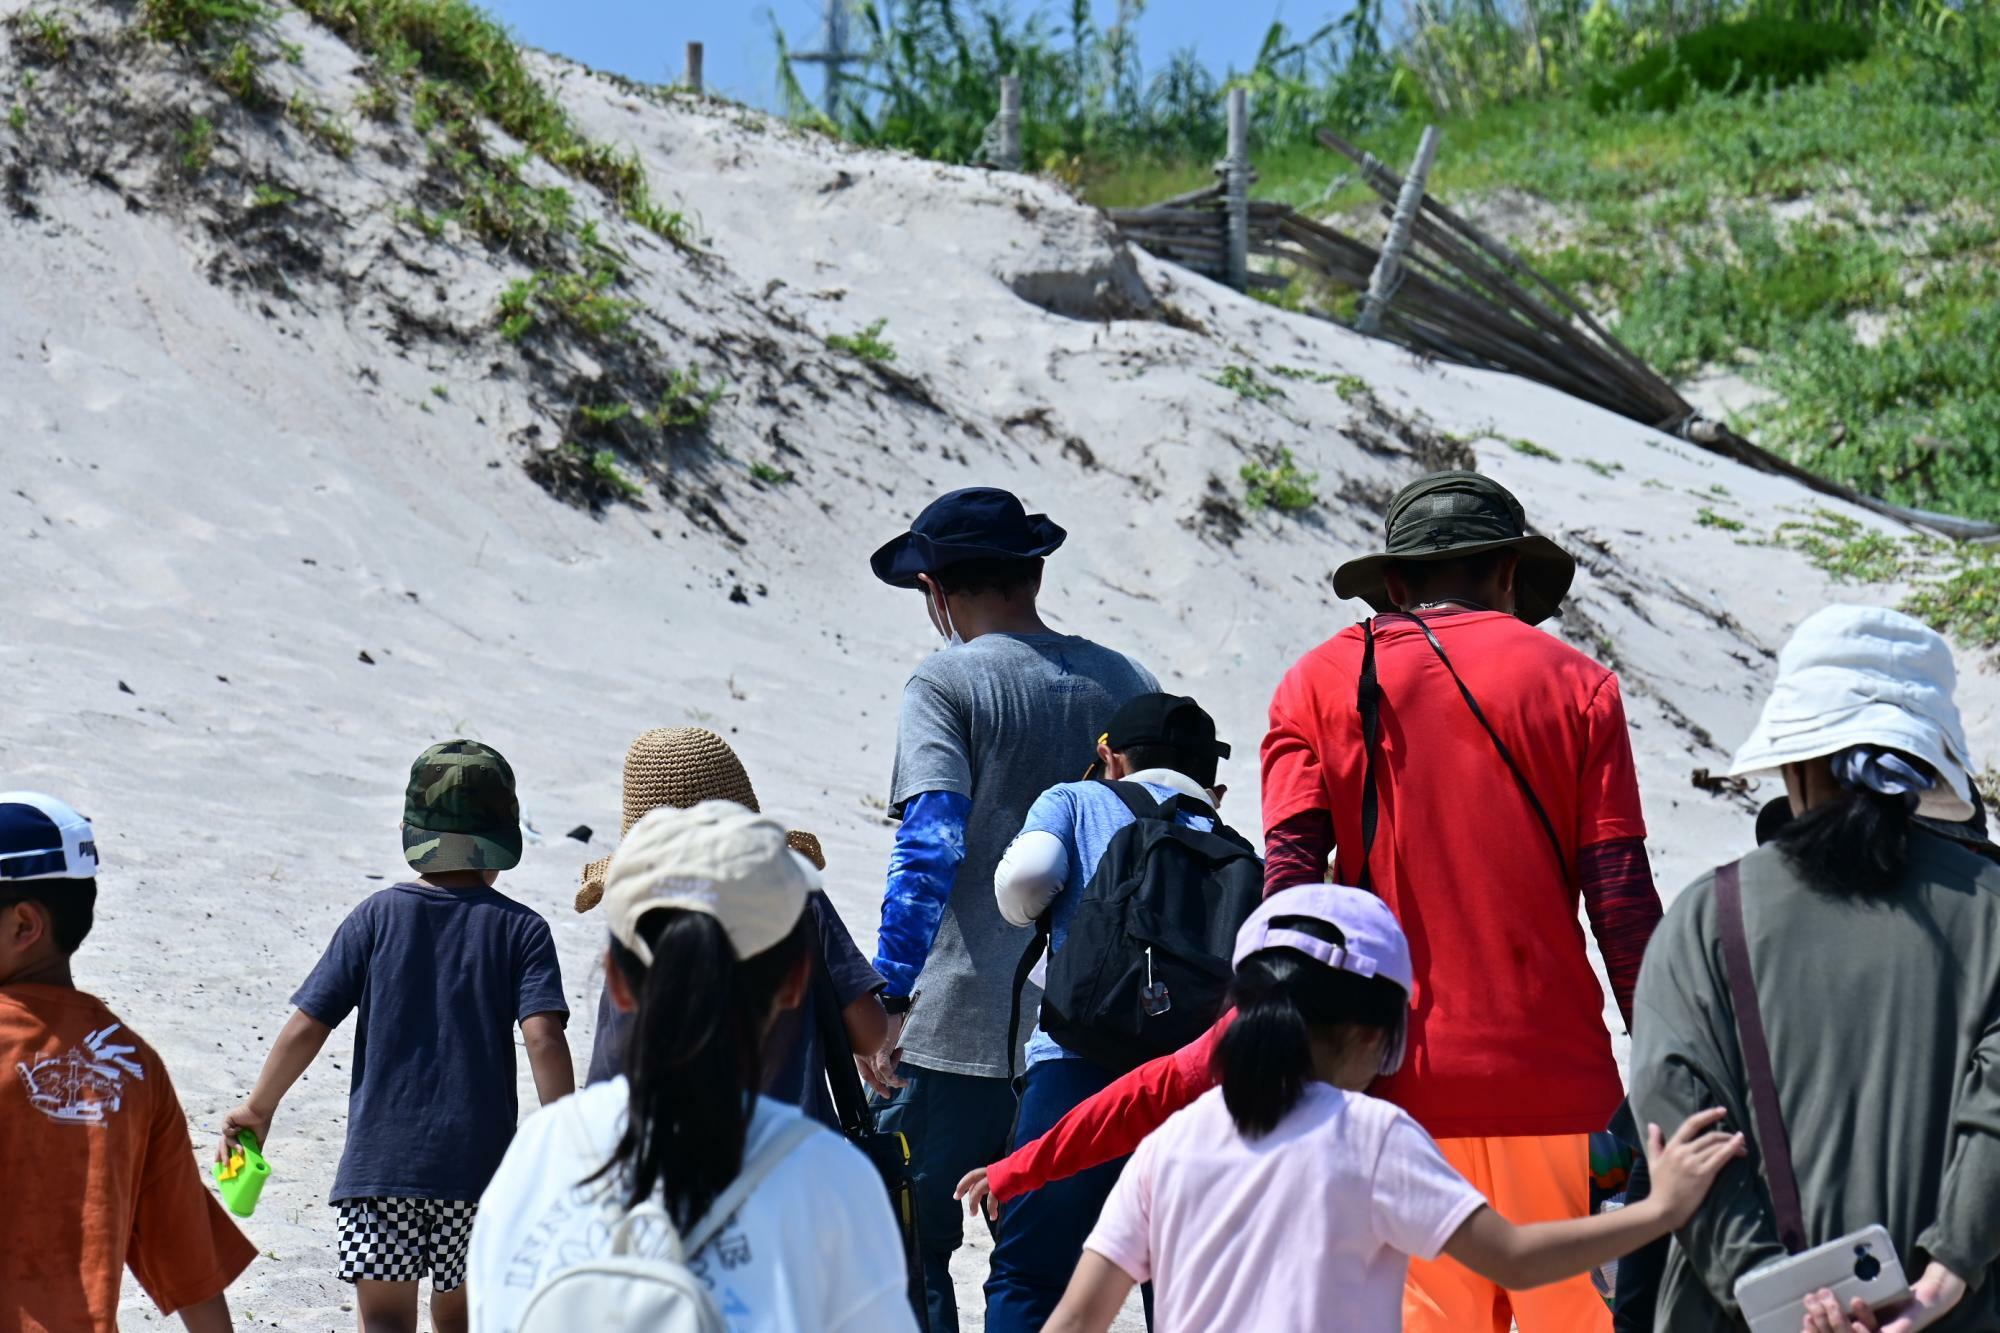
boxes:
[1332,470,1576,625]
[402,739,522,873]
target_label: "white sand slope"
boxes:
[1,6,1986,1329]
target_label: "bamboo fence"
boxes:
[1106,131,1999,542]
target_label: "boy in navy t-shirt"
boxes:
[220,740,572,1333]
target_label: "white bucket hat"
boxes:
[1727,605,1975,821]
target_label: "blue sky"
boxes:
[477,2,1338,111]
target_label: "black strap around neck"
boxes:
[1355,614,1567,889]
[1358,621,1384,891]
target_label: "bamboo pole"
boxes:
[997,75,1022,172]
[1225,88,1250,293]
[1358,125,1439,335]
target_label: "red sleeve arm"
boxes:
[986,1011,1234,1202]
[1572,672,1657,1031]
[1579,837,1662,1030]
[1264,809,1334,897]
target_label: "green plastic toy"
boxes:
[213,1128,271,1218]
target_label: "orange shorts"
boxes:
[1403,1133,1612,1333]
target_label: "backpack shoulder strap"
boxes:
[684,1115,820,1256]
[1715,861,1807,1255]
[1097,779,1165,822]
[1005,915,1050,1082]
[1402,613,1568,878]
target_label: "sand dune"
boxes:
[0,5,1982,1327]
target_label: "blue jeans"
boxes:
[872,1063,1018,1333]
[985,1057,1147,1333]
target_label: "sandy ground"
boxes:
[2,7,1990,1330]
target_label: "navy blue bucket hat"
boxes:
[870,486,1067,588]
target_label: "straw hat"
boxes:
[576,728,826,912]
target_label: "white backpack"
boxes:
[517,1112,819,1333]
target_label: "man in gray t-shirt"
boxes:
[865,487,1156,1332]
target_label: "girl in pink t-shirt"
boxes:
[1045,885,1744,1333]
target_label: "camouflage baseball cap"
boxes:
[402,740,522,874]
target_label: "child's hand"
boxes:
[955,1166,998,1220]
[217,1101,272,1164]
[1644,1108,1746,1228]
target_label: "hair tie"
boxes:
[1831,746,1931,812]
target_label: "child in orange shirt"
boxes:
[0,792,255,1332]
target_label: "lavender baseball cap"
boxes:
[1234,884,1415,1074]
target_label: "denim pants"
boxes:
[871,1063,1018,1333]
[984,1057,1143,1333]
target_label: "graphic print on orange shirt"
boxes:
[16,1020,145,1123]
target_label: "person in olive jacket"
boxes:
[1632,605,2000,1332]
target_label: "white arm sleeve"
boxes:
[994,830,1067,927]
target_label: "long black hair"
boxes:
[1774,788,1915,900]
[590,905,814,1229]
[1215,917,1408,1138]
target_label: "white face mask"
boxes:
[921,577,964,649]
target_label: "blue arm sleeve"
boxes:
[873,789,971,998]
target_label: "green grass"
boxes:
[395,204,448,239]
[1774,510,1916,582]
[6,104,24,132]
[1269,364,1336,384]
[1586,17,1871,113]
[248,182,295,208]
[582,446,641,499]
[179,115,216,173]
[1510,437,1561,460]
[1213,364,1285,404]
[1770,509,2000,648]
[286,91,355,157]
[654,365,725,429]
[497,265,635,343]
[289,0,689,245]
[826,318,897,363]
[1078,20,2000,523]
[353,77,398,120]
[137,0,270,46]
[1242,447,1318,512]
[430,145,576,254]
[1696,507,1746,531]
[13,9,74,63]
[1266,366,1372,402]
[213,39,267,106]
[750,461,795,485]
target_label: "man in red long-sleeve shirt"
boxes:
[969,472,1662,1333]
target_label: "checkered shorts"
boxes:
[335,1197,477,1290]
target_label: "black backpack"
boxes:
[1008,781,1264,1077]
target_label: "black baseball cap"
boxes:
[1104,694,1231,788]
